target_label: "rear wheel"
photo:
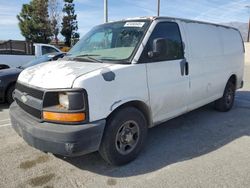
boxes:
[215,79,235,112]
[6,85,15,104]
[99,107,148,166]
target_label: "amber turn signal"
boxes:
[43,111,86,123]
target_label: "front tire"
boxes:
[215,79,236,112]
[99,107,148,166]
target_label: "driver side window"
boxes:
[139,22,184,63]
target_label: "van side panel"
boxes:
[182,22,244,111]
[182,22,223,110]
[218,27,244,89]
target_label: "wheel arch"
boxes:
[228,74,237,86]
[107,100,153,128]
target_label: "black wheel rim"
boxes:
[115,120,140,155]
[225,86,234,106]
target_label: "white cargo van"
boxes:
[10,17,244,165]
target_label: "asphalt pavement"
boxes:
[0,65,249,188]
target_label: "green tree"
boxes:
[61,0,79,47]
[17,0,53,43]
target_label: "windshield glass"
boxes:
[67,20,150,63]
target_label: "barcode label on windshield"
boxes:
[124,22,145,27]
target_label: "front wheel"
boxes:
[99,107,148,166]
[215,80,236,112]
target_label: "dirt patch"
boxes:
[28,173,55,187]
[107,178,117,186]
[19,155,49,170]
[43,186,54,188]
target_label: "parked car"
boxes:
[0,40,62,68]
[10,17,244,165]
[0,52,65,104]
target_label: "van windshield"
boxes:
[67,20,150,63]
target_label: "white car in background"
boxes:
[0,41,61,68]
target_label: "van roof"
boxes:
[121,16,238,31]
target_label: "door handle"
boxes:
[179,59,189,76]
[179,59,185,76]
[185,62,189,75]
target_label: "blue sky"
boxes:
[0,0,249,40]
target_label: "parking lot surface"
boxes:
[0,64,250,187]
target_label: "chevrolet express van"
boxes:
[10,17,244,165]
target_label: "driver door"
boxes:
[139,21,190,124]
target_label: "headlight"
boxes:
[59,92,69,109]
[42,89,88,124]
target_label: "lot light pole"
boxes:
[246,6,250,42]
[104,0,108,23]
[157,0,160,16]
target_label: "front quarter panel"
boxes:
[73,64,149,122]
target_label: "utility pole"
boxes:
[246,6,250,42]
[157,0,160,16]
[104,0,108,23]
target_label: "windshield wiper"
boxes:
[76,54,100,57]
[73,54,103,63]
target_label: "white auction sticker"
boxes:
[124,22,145,27]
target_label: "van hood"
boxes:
[18,60,112,88]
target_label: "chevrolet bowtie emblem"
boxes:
[21,94,28,103]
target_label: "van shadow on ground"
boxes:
[54,91,250,177]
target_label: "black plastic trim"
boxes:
[16,98,41,119]
[16,82,44,99]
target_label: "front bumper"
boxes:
[10,102,106,156]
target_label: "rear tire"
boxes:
[6,85,15,104]
[99,107,148,166]
[215,80,235,112]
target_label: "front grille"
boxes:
[16,82,44,99]
[16,98,41,119]
[15,82,44,119]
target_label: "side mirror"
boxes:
[148,38,167,58]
